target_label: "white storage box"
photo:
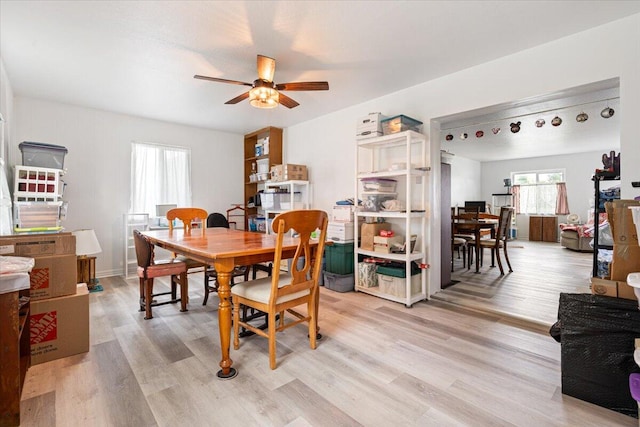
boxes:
[331,205,354,222]
[361,192,397,212]
[360,177,397,192]
[327,222,354,242]
[356,113,384,140]
[377,272,421,298]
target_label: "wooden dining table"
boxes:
[143,227,315,379]
[452,218,498,273]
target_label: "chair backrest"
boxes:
[496,207,514,240]
[458,206,479,221]
[167,207,208,234]
[133,229,153,270]
[268,210,328,307]
[207,212,230,229]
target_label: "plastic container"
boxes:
[360,192,397,212]
[325,242,354,274]
[13,165,64,202]
[377,264,421,298]
[381,115,423,135]
[19,142,68,170]
[323,271,355,292]
[360,177,397,192]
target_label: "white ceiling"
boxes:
[1,1,639,138]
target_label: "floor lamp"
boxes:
[72,229,102,290]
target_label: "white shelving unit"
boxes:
[354,130,429,307]
[123,213,149,278]
[262,180,310,234]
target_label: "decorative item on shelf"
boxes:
[535,118,545,128]
[475,130,484,138]
[576,112,589,123]
[503,178,512,193]
[551,116,562,126]
[601,107,615,118]
[510,121,521,133]
[492,127,501,134]
[72,229,102,290]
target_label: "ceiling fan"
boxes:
[194,54,329,109]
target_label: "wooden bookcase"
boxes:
[243,127,283,230]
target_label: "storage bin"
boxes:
[381,115,423,135]
[377,270,421,298]
[325,242,354,274]
[358,261,378,288]
[327,222,354,242]
[13,166,64,202]
[361,192,397,212]
[323,271,355,292]
[13,201,63,232]
[19,142,68,170]
[360,177,397,192]
[260,192,301,210]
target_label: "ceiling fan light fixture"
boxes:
[249,86,279,109]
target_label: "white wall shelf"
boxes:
[123,213,149,278]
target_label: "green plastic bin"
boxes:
[325,242,354,275]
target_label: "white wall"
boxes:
[12,97,243,277]
[0,57,14,161]
[285,14,640,295]
[449,156,481,207]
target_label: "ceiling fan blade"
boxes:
[257,55,276,82]
[275,81,329,91]
[224,91,250,105]
[194,75,253,87]
[278,92,300,109]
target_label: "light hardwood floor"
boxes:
[18,250,637,427]
[435,240,593,330]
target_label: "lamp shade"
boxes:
[72,229,102,256]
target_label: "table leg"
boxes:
[475,229,481,273]
[214,258,237,379]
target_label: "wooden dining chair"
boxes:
[478,206,514,275]
[231,209,328,370]
[133,230,188,319]
[453,206,479,268]
[167,207,209,303]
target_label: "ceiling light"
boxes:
[249,86,279,109]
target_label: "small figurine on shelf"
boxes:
[595,150,620,177]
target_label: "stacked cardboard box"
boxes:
[591,200,640,300]
[0,233,89,364]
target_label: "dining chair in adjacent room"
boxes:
[167,207,209,303]
[202,212,250,306]
[453,206,479,268]
[231,209,328,370]
[478,206,514,275]
[133,229,188,319]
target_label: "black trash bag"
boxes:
[556,293,640,417]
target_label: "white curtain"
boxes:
[130,142,192,215]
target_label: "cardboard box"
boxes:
[360,222,389,251]
[28,254,78,300]
[30,284,89,365]
[373,235,403,253]
[270,164,308,182]
[0,232,75,256]
[331,205,354,222]
[605,199,640,245]
[609,244,640,282]
[591,277,637,301]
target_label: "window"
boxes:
[512,169,564,215]
[130,142,192,216]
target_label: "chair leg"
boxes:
[503,244,513,272]
[268,311,277,370]
[179,272,188,312]
[495,248,505,275]
[308,300,317,350]
[144,278,154,319]
[139,277,145,311]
